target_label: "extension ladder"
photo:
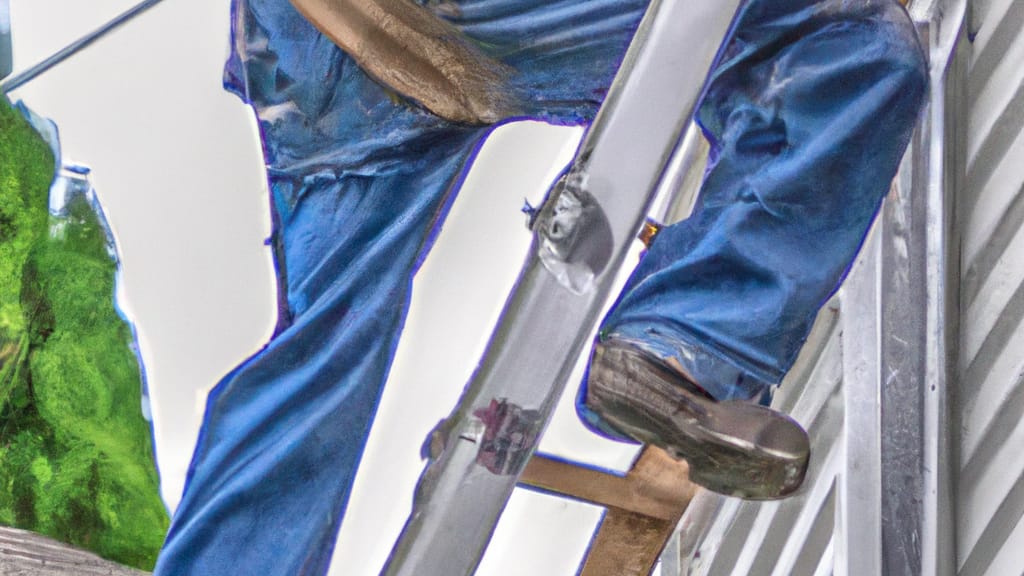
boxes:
[383,0,966,574]
[380,1,743,574]
[0,0,966,574]
[0,1,737,573]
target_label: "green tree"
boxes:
[0,97,168,570]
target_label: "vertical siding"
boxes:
[957,0,1024,573]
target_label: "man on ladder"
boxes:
[153,0,927,574]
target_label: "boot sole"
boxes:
[585,341,810,500]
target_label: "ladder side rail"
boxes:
[843,2,966,569]
[381,1,743,574]
[863,2,965,573]
[905,0,968,572]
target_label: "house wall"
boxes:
[955,0,1024,574]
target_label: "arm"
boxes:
[289,0,521,124]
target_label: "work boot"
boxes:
[583,339,810,499]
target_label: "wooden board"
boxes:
[0,527,147,575]
[520,447,697,576]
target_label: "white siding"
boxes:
[956,0,1024,573]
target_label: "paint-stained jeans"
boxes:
[154,0,927,574]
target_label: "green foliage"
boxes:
[0,97,168,569]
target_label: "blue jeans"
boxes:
[154,0,926,574]
[580,0,929,435]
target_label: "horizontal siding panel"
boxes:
[961,126,1024,289]
[957,383,1024,562]
[968,0,1023,95]
[981,511,1024,576]
[966,12,1024,169]
[958,466,1024,576]
[961,204,1024,366]
[969,0,1012,47]
[960,327,1024,463]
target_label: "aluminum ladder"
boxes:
[380,1,744,574]
[382,0,969,573]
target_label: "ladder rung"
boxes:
[580,508,676,576]
[519,447,697,576]
[519,450,694,521]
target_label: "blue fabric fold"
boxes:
[157,0,646,574]
[155,0,927,573]
[590,0,928,405]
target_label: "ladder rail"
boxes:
[381,1,743,574]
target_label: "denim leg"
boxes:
[579,0,927,436]
[157,0,651,573]
[154,132,488,576]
